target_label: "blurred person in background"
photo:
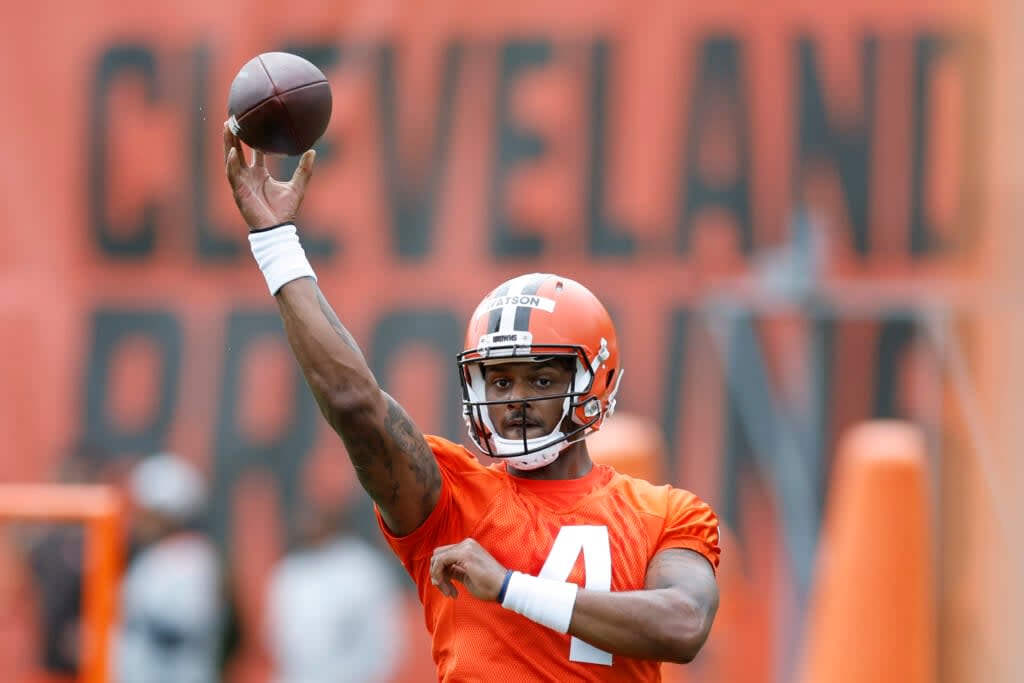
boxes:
[224,127,720,681]
[111,452,227,683]
[265,499,403,683]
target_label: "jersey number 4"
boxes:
[539,525,613,666]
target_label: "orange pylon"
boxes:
[797,421,936,683]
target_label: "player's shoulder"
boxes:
[609,469,708,516]
[424,434,503,480]
[425,434,478,463]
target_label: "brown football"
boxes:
[227,52,332,156]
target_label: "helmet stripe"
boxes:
[486,282,512,333]
[496,274,549,333]
[511,275,548,332]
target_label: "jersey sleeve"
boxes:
[658,488,721,572]
[374,435,492,587]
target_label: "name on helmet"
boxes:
[484,295,556,312]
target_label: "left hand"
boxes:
[430,538,508,601]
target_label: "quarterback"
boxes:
[224,125,720,681]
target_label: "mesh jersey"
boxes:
[376,435,720,682]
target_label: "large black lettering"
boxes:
[88,45,161,259]
[82,308,182,454]
[210,310,320,543]
[872,313,918,418]
[489,40,552,259]
[659,309,690,485]
[189,42,239,261]
[910,33,979,255]
[370,309,464,440]
[377,42,463,259]
[586,40,635,257]
[678,37,754,254]
[795,36,876,255]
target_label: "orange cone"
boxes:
[797,420,936,683]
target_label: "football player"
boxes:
[224,125,720,681]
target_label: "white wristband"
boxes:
[248,223,317,295]
[500,571,578,634]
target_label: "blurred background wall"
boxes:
[0,0,1018,681]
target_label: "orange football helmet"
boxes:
[458,273,623,469]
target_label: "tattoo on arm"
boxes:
[305,284,441,529]
[384,395,442,510]
[324,385,441,520]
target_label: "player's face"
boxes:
[482,359,574,440]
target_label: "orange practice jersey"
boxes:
[376,436,721,682]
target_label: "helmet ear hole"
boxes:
[604,368,616,390]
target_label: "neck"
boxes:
[508,441,593,480]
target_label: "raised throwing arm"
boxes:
[223,124,440,535]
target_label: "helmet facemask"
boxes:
[458,339,620,470]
